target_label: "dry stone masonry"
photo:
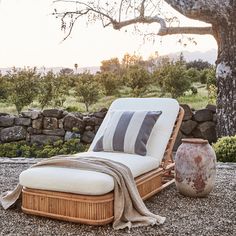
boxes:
[174,104,217,150]
[0,105,217,150]
[0,108,107,146]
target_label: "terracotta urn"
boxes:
[175,138,216,197]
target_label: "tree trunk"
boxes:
[85,103,89,112]
[213,18,236,137]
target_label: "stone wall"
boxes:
[0,108,107,145]
[174,104,217,150]
[0,104,217,149]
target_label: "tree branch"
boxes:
[140,0,147,17]
[118,0,125,22]
[54,0,116,23]
[110,15,213,37]
[54,0,214,40]
[158,26,213,36]
[112,15,166,30]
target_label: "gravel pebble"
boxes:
[0,159,235,236]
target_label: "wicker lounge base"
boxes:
[22,163,174,225]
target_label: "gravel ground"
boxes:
[0,158,235,236]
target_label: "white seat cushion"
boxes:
[19,151,160,195]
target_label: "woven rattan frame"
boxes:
[22,107,184,225]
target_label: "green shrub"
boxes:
[0,142,19,157]
[190,86,198,95]
[186,59,212,71]
[213,136,236,162]
[0,138,88,158]
[65,105,80,112]
[186,68,201,83]
[208,84,217,104]
[206,68,216,88]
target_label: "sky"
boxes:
[0,0,218,68]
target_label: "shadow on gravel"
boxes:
[0,162,235,236]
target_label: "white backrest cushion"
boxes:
[89,98,179,161]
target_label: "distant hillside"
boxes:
[0,66,100,75]
[36,66,100,75]
[166,49,217,64]
[0,49,217,75]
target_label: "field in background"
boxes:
[0,83,209,114]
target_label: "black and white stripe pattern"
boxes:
[93,110,162,156]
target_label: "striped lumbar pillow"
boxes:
[93,110,162,156]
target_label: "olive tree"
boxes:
[52,74,70,107]
[54,0,236,137]
[96,72,120,96]
[75,72,100,112]
[5,67,39,114]
[125,65,151,97]
[0,74,8,101]
[100,57,121,74]
[154,61,191,98]
[38,71,55,109]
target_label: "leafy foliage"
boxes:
[205,68,216,104]
[37,71,71,109]
[38,71,55,109]
[186,68,201,83]
[96,72,120,96]
[125,65,151,97]
[5,67,39,114]
[75,72,100,112]
[59,68,74,76]
[213,136,236,162]
[121,53,144,68]
[190,86,198,95]
[0,75,8,100]
[65,105,81,112]
[0,139,88,158]
[208,85,217,104]
[186,59,212,71]
[100,57,121,74]
[206,68,216,88]
[0,56,215,113]
[154,61,191,98]
[52,74,70,107]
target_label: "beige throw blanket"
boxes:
[0,156,165,229]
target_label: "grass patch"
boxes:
[178,83,211,109]
[0,84,210,114]
[178,94,208,110]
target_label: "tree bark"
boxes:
[213,18,236,137]
[165,0,236,137]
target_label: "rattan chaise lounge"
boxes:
[19,98,184,225]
